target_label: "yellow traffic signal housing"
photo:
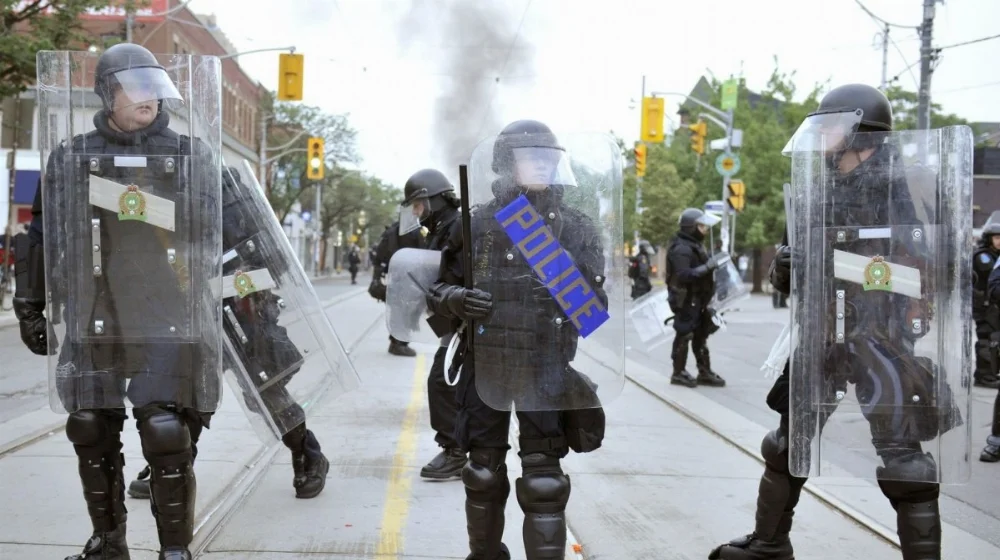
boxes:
[634,143,647,177]
[307,137,325,180]
[688,121,707,155]
[640,96,665,143]
[728,179,746,212]
[278,53,304,101]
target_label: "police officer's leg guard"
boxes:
[281,420,330,499]
[670,333,697,388]
[463,447,511,560]
[516,447,570,560]
[692,334,725,387]
[973,335,1000,388]
[65,410,131,560]
[136,408,196,558]
[876,451,941,560]
[981,390,1000,462]
[709,419,802,560]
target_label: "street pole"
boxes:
[879,23,890,91]
[917,0,937,130]
[258,114,268,191]
[3,95,21,305]
[720,108,734,254]
[314,180,322,275]
[635,75,645,255]
[125,9,134,43]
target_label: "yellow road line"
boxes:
[376,351,427,557]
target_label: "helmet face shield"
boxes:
[510,146,577,190]
[111,67,183,109]
[398,196,428,236]
[781,110,863,156]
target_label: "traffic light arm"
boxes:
[218,46,296,61]
[649,90,729,122]
[266,128,311,152]
[697,112,728,131]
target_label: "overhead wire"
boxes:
[851,0,919,29]
[472,0,534,141]
[936,33,1000,51]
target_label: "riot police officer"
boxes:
[981,235,1000,462]
[369,219,426,357]
[973,223,1000,389]
[666,209,728,388]
[426,120,611,559]
[628,240,654,299]
[397,168,469,480]
[16,43,224,560]
[126,166,331,501]
[710,84,964,560]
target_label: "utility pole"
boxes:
[721,107,735,253]
[635,75,645,255]
[917,0,938,130]
[879,23,890,91]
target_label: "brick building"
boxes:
[1,0,265,230]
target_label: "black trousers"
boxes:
[428,346,460,448]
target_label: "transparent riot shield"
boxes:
[628,287,673,350]
[709,255,750,311]
[466,130,626,411]
[386,248,447,344]
[219,160,361,442]
[788,125,973,484]
[36,51,224,414]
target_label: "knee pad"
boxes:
[760,427,790,474]
[516,453,571,514]
[463,447,509,499]
[138,411,192,466]
[876,452,940,504]
[66,410,123,448]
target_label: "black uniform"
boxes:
[711,83,955,560]
[666,209,727,388]
[628,240,653,299]
[427,120,606,559]
[981,248,1000,462]
[973,225,1000,389]
[397,168,468,480]
[347,247,361,284]
[369,220,425,356]
[13,44,217,560]
[127,167,330,502]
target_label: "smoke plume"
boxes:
[398,0,535,173]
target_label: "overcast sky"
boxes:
[183,0,1000,189]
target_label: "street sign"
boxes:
[704,200,725,215]
[720,78,738,111]
[715,153,741,177]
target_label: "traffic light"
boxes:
[727,179,746,212]
[278,53,304,101]
[307,137,324,180]
[634,143,647,177]
[689,121,707,155]
[640,96,665,143]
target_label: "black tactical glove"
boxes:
[431,284,493,321]
[13,297,49,355]
[368,278,387,302]
[769,245,792,295]
[706,251,730,270]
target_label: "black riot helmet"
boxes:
[398,168,455,235]
[638,240,655,256]
[491,120,577,197]
[982,220,1000,247]
[678,208,721,241]
[93,43,183,113]
[783,84,892,156]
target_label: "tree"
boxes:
[318,171,399,270]
[883,85,976,132]
[262,95,360,224]
[1,0,117,100]
[621,141,698,247]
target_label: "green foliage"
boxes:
[0,0,119,100]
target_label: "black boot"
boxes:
[65,524,130,560]
[974,372,1000,389]
[389,337,417,357]
[982,434,1000,462]
[896,500,941,559]
[66,419,130,560]
[283,425,330,498]
[147,459,195,558]
[709,428,802,560]
[671,334,698,387]
[421,447,467,480]
[694,347,726,387]
[127,465,150,499]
